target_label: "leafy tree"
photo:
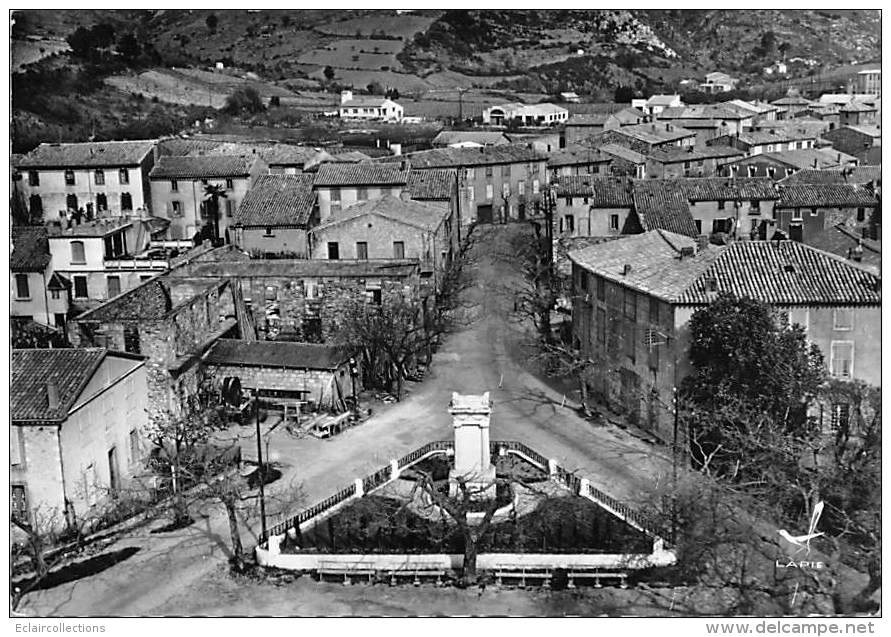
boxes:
[614,85,635,103]
[268,95,280,107]
[323,65,336,81]
[117,32,141,65]
[90,23,116,49]
[222,86,265,116]
[206,12,218,32]
[503,222,562,344]
[66,27,95,59]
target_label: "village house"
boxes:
[595,122,697,155]
[165,250,422,343]
[770,93,816,118]
[16,140,157,221]
[822,125,882,164]
[644,145,744,179]
[723,99,779,123]
[809,224,881,274]
[699,71,738,94]
[792,104,841,130]
[190,141,336,175]
[338,90,403,122]
[45,217,171,315]
[708,129,818,157]
[597,144,647,179]
[548,148,613,181]
[657,104,752,135]
[856,69,881,95]
[11,348,149,532]
[313,162,411,221]
[67,270,241,425]
[563,108,647,146]
[553,176,636,238]
[431,131,511,148]
[676,177,779,239]
[202,340,360,412]
[568,231,881,442]
[309,195,454,289]
[629,181,699,238]
[390,146,548,225]
[406,168,461,241]
[149,155,268,242]
[481,102,569,127]
[232,174,317,258]
[778,165,881,187]
[11,226,70,328]
[631,94,683,117]
[773,183,880,245]
[720,148,859,180]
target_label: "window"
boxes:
[467,186,475,202]
[833,308,853,331]
[119,169,129,185]
[565,196,573,207]
[357,187,368,201]
[597,308,606,345]
[792,208,803,221]
[371,289,382,305]
[29,194,43,215]
[485,184,494,200]
[120,192,133,211]
[393,241,405,259]
[695,219,702,234]
[331,188,340,202]
[96,193,107,211]
[624,324,636,363]
[107,276,121,299]
[51,289,61,300]
[170,180,178,192]
[649,298,659,324]
[73,275,88,298]
[830,403,850,430]
[10,429,22,465]
[11,485,28,523]
[71,240,86,264]
[712,218,732,234]
[225,178,234,189]
[518,180,525,196]
[199,202,208,221]
[811,208,818,217]
[356,241,368,260]
[609,214,619,231]
[28,171,39,186]
[579,270,589,294]
[327,242,339,260]
[64,170,75,185]
[485,166,493,177]
[750,200,760,211]
[14,274,30,299]
[830,341,854,378]
[129,429,140,463]
[124,325,141,354]
[623,288,637,321]
[265,226,274,236]
[171,201,183,217]
[226,199,234,217]
[857,207,866,222]
[465,168,475,180]
[94,169,105,185]
[532,179,540,194]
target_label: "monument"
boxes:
[448,391,496,500]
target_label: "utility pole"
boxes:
[254,389,267,539]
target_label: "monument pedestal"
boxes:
[448,391,496,501]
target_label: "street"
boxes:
[19,224,672,616]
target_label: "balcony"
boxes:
[104,258,170,271]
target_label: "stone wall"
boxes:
[204,363,356,408]
[11,424,67,528]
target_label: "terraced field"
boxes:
[313,13,436,39]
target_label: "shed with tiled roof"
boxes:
[235,174,316,228]
[631,181,698,237]
[313,163,410,187]
[149,155,260,180]
[407,168,456,201]
[12,348,109,422]
[19,140,156,169]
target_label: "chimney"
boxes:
[622,264,632,275]
[46,382,60,410]
[400,159,408,171]
[696,234,709,251]
[850,241,864,262]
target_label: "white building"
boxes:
[338,90,403,122]
[482,102,569,126]
[631,94,683,116]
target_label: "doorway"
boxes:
[108,446,121,493]
[476,204,493,224]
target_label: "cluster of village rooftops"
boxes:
[10,82,881,529]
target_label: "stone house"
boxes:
[16,140,157,221]
[773,184,880,245]
[563,108,647,147]
[821,126,881,163]
[313,162,411,221]
[548,149,613,182]
[568,230,881,443]
[68,274,240,425]
[166,252,422,343]
[644,145,744,179]
[839,101,878,127]
[554,176,636,238]
[202,340,359,411]
[149,155,268,241]
[708,130,818,157]
[232,174,317,258]
[770,94,816,118]
[595,122,697,155]
[676,177,779,239]
[657,104,751,136]
[11,348,149,531]
[11,226,70,328]
[597,144,647,179]
[391,146,548,225]
[720,148,859,180]
[45,217,170,314]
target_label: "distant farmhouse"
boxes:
[338,90,403,123]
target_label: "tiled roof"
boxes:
[208,142,331,167]
[677,177,779,201]
[571,232,881,306]
[548,149,612,167]
[331,150,373,162]
[723,99,776,115]
[18,140,156,169]
[554,176,595,197]
[11,348,107,422]
[659,105,746,120]
[78,279,172,322]
[149,155,257,180]
[840,101,877,113]
[171,259,420,279]
[647,95,681,106]
[646,145,744,163]
[313,195,448,232]
[833,125,882,138]
[432,131,509,146]
[808,225,881,274]
[754,120,831,138]
[46,218,132,238]
[597,143,647,165]
[631,181,698,237]
[612,122,696,145]
[204,339,350,370]
[775,184,878,208]
[407,168,456,200]
[745,148,858,171]
[157,137,224,156]
[771,95,814,106]
[678,241,881,305]
[582,177,634,207]
[567,113,614,126]
[11,226,51,272]
[570,231,719,301]
[314,163,410,187]
[234,174,316,228]
[778,166,882,186]
[342,97,395,108]
[392,145,545,169]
